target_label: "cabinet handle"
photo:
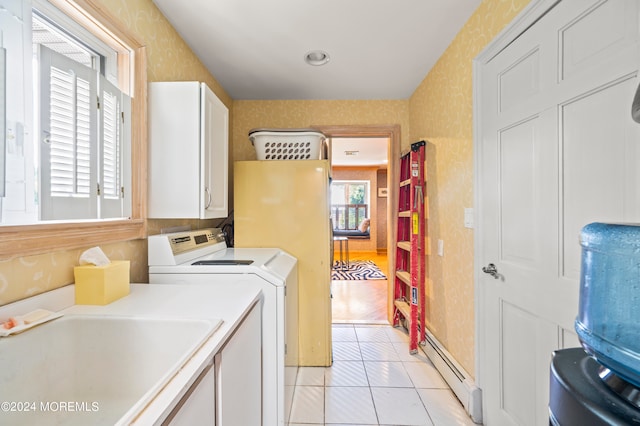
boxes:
[204,187,212,209]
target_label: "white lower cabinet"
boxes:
[166,302,262,425]
[216,302,262,425]
[166,362,216,425]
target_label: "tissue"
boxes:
[79,246,111,266]
[74,247,130,305]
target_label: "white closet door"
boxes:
[477,0,640,424]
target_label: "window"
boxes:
[331,180,369,230]
[0,0,146,258]
[34,5,131,221]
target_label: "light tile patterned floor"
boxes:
[288,324,477,426]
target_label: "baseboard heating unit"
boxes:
[421,329,483,424]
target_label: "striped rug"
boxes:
[331,260,387,281]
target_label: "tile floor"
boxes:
[288,324,476,426]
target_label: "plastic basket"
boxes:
[249,128,326,160]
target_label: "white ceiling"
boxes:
[331,137,389,167]
[152,0,482,100]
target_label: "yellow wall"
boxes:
[0,0,227,305]
[409,0,531,376]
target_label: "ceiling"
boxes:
[152,0,482,100]
[331,137,389,167]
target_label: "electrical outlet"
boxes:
[464,208,474,229]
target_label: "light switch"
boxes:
[464,208,474,229]
[437,239,444,257]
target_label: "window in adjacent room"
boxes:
[330,180,369,230]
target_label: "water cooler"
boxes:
[550,223,640,425]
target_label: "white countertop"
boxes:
[0,282,263,425]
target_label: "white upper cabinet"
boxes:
[148,82,229,219]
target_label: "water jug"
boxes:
[576,222,640,387]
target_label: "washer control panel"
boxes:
[168,228,225,255]
[148,228,227,266]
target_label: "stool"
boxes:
[333,236,349,270]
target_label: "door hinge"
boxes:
[97,95,100,110]
[121,186,125,198]
[121,111,125,122]
[97,183,101,196]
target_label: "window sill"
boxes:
[0,219,145,259]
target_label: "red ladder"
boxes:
[393,140,427,353]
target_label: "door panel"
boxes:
[561,76,640,280]
[500,301,537,426]
[500,300,557,426]
[499,117,540,266]
[560,0,637,81]
[499,49,541,114]
[560,326,581,349]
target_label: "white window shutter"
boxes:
[121,89,132,219]
[39,45,97,220]
[99,75,129,218]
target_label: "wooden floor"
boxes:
[331,251,389,324]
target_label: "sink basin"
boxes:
[0,314,221,425]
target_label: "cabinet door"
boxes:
[148,81,201,218]
[200,83,228,219]
[216,302,261,425]
[166,361,215,425]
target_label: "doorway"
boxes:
[313,124,401,325]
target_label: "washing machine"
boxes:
[148,228,298,426]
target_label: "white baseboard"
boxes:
[420,330,483,424]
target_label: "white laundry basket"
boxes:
[249,128,327,160]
